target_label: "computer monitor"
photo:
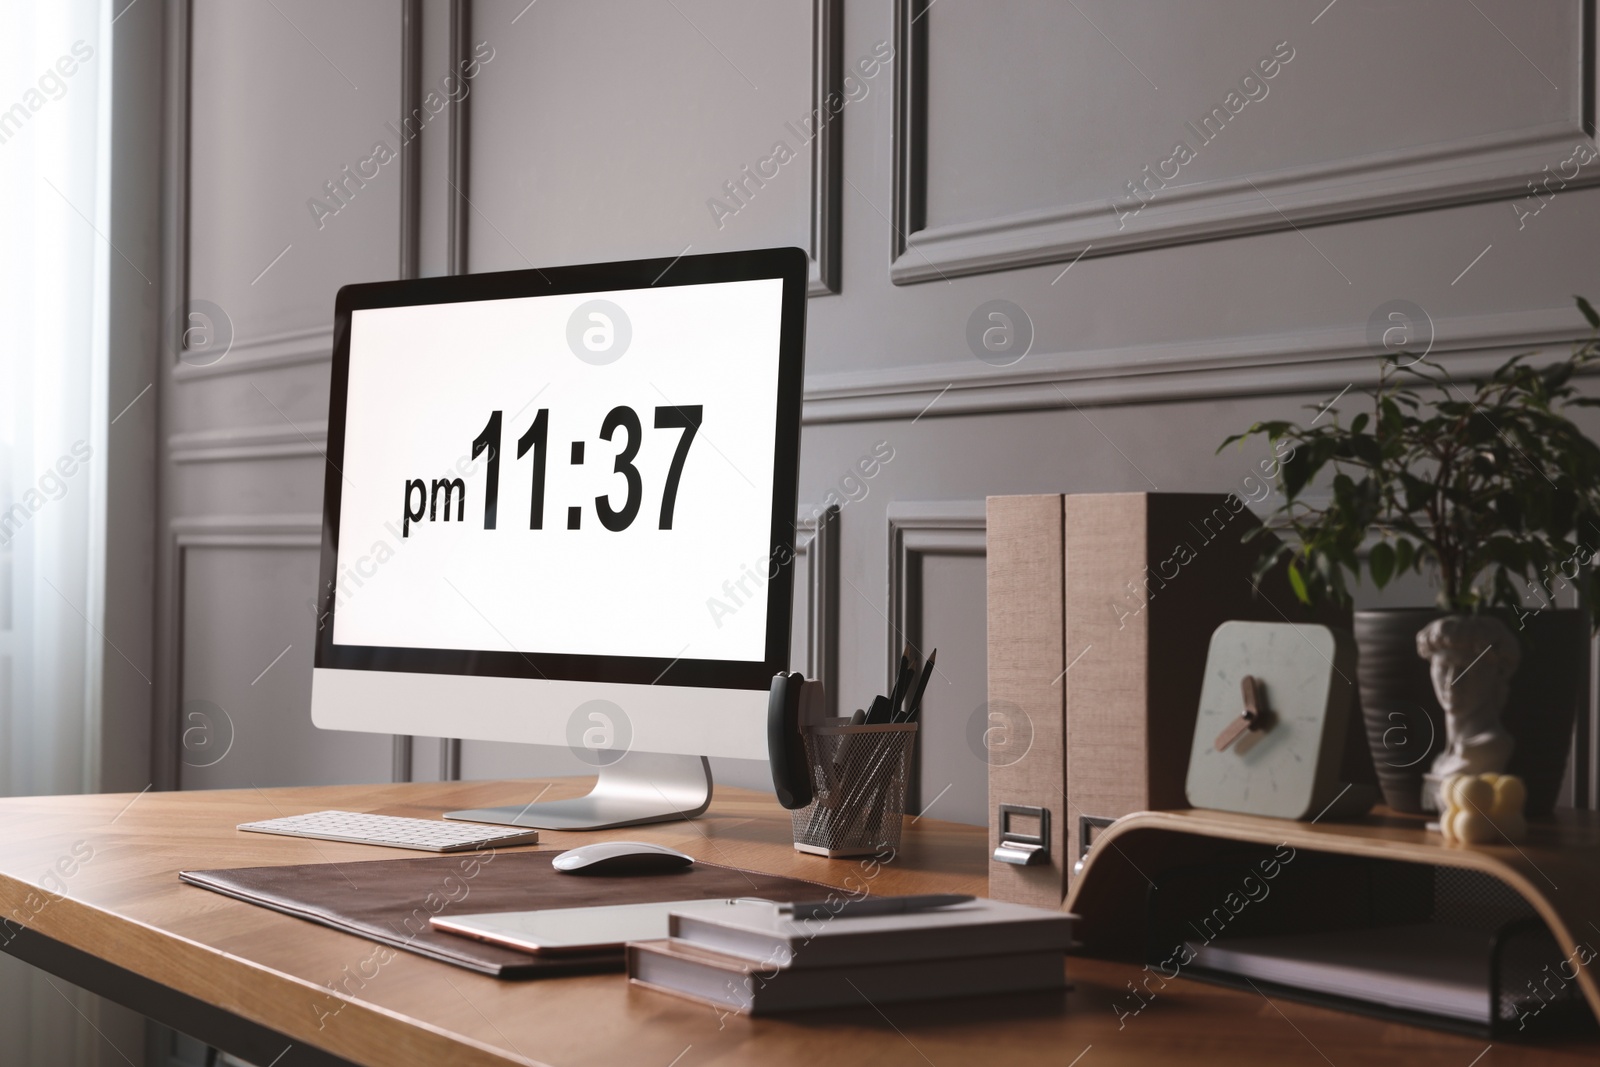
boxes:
[310,246,808,829]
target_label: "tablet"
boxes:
[431,897,774,955]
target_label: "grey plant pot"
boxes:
[1354,607,1584,816]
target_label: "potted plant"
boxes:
[1221,297,1600,814]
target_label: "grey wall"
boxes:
[158,0,403,793]
[156,0,1600,824]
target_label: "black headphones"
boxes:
[767,671,815,809]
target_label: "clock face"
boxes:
[1185,621,1351,819]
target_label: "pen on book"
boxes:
[778,893,974,919]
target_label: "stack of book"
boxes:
[626,897,1074,1015]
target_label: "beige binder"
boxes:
[986,495,1067,908]
[987,492,1354,907]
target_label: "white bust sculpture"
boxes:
[1416,615,1519,798]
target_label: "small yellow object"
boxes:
[1492,775,1527,814]
[1453,776,1494,813]
[1438,772,1527,844]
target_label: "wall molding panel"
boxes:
[447,0,472,278]
[168,420,329,464]
[886,501,987,682]
[794,504,841,714]
[169,514,322,547]
[889,0,1600,284]
[163,1,334,383]
[160,0,191,385]
[886,500,986,810]
[399,0,423,283]
[153,0,191,795]
[807,0,843,295]
[393,0,425,785]
[170,325,334,382]
[169,303,1599,428]
[155,515,322,790]
[803,304,1596,424]
[886,501,986,684]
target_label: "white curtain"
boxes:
[0,0,110,795]
[0,1,118,1063]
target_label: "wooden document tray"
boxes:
[1067,808,1600,1039]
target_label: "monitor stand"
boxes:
[443,753,714,831]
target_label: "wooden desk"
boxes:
[0,780,1593,1066]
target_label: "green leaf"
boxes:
[1252,549,1284,587]
[1394,537,1414,575]
[1578,295,1600,330]
[1398,471,1433,513]
[1380,398,1404,434]
[1543,363,1574,392]
[1287,560,1309,604]
[1216,434,1246,454]
[1349,434,1382,465]
[1281,448,1316,500]
[1368,541,1395,588]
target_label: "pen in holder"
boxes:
[789,719,918,857]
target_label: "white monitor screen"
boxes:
[330,276,785,665]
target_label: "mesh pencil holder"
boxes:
[790,721,918,857]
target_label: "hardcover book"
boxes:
[666,897,1075,969]
[627,940,1067,1015]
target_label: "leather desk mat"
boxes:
[182,848,832,977]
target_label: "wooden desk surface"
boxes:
[0,779,1593,1066]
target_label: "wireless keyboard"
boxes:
[237,810,541,852]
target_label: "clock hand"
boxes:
[1214,675,1272,751]
[1213,713,1253,752]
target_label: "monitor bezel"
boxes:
[313,245,808,692]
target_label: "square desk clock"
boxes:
[1185,621,1375,821]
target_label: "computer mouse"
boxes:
[551,841,695,875]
